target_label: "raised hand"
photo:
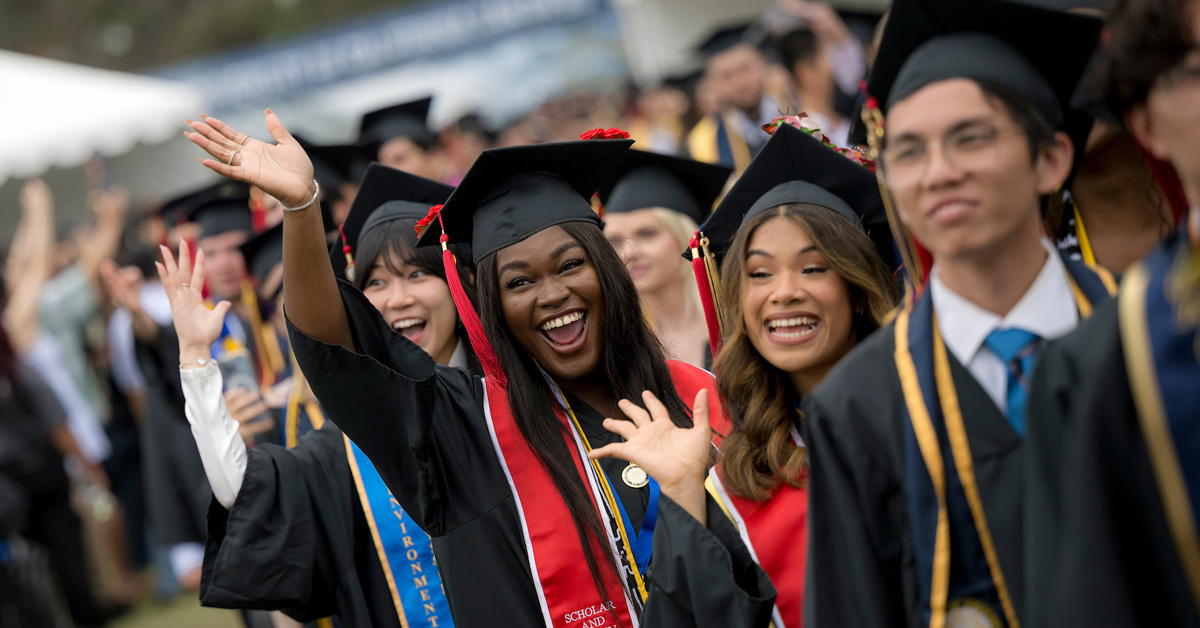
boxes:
[224,388,275,445]
[589,389,713,523]
[184,110,315,208]
[19,178,53,219]
[100,260,143,312]
[156,239,230,357]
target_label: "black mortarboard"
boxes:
[162,180,252,237]
[597,151,732,224]
[852,0,1102,157]
[295,135,368,187]
[358,97,434,145]
[239,223,283,286]
[331,163,455,280]
[416,139,634,263]
[696,123,892,267]
[696,22,756,59]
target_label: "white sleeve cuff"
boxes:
[180,361,248,509]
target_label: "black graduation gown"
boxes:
[288,281,656,628]
[137,322,212,546]
[640,494,777,627]
[200,421,403,628]
[1024,300,1200,628]
[802,321,1023,628]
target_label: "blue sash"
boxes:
[345,438,454,628]
[1120,232,1200,612]
[898,252,1115,628]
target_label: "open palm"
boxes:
[156,240,230,351]
[185,110,315,208]
[589,389,713,493]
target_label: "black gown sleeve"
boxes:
[287,279,497,537]
[1024,302,1200,628]
[640,494,776,628]
[200,424,353,620]
[802,331,912,628]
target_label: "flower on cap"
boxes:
[580,127,631,140]
[762,114,829,144]
[764,114,877,173]
[415,204,443,237]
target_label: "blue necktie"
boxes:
[983,328,1042,437]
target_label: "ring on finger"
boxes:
[181,282,190,288]
[227,149,239,166]
[239,135,249,146]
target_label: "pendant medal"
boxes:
[622,462,649,488]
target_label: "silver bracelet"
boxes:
[281,180,320,212]
[179,357,211,369]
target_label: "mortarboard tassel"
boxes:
[426,207,507,385]
[690,232,725,355]
[859,81,931,294]
[338,224,356,282]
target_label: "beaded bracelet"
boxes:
[281,180,320,212]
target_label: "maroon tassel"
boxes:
[690,233,724,355]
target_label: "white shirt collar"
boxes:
[448,339,469,371]
[930,238,1079,367]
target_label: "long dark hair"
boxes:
[353,218,482,375]
[476,221,692,611]
[714,205,898,500]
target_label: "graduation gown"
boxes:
[138,322,212,546]
[289,281,664,627]
[640,494,778,627]
[802,321,1023,628]
[200,421,404,628]
[1024,239,1200,628]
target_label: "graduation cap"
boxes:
[295,135,368,187]
[331,162,455,281]
[358,96,435,145]
[597,151,732,224]
[239,223,283,287]
[161,180,252,238]
[696,22,761,59]
[416,139,634,263]
[697,123,891,266]
[688,123,892,353]
[851,0,1103,158]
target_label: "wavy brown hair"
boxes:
[714,204,898,500]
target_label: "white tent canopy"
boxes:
[0,50,202,185]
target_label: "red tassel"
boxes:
[690,233,724,355]
[338,224,356,282]
[1135,143,1188,224]
[438,219,506,385]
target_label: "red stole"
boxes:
[483,360,724,628]
[707,464,809,628]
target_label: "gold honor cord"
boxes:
[860,103,925,294]
[894,309,952,628]
[701,234,725,337]
[553,385,650,603]
[931,323,1020,628]
[1121,264,1200,615]
[240,280,286,386]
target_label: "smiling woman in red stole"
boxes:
[182,113,746,628]
[589,119,898,628]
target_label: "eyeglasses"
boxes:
[880,123,1017,189]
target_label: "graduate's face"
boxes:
[497,226,606,381]
[884,79,1071,263]
[199,230,249,301]
[362,252,460,366]
[604,209,687,294]
[1129,35,1200,202]
[378,137,443,182]
[708,44,767,113]
[741,216,856,394]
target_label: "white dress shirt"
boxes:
[929,239,1079,414]
[179,339,471,509]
